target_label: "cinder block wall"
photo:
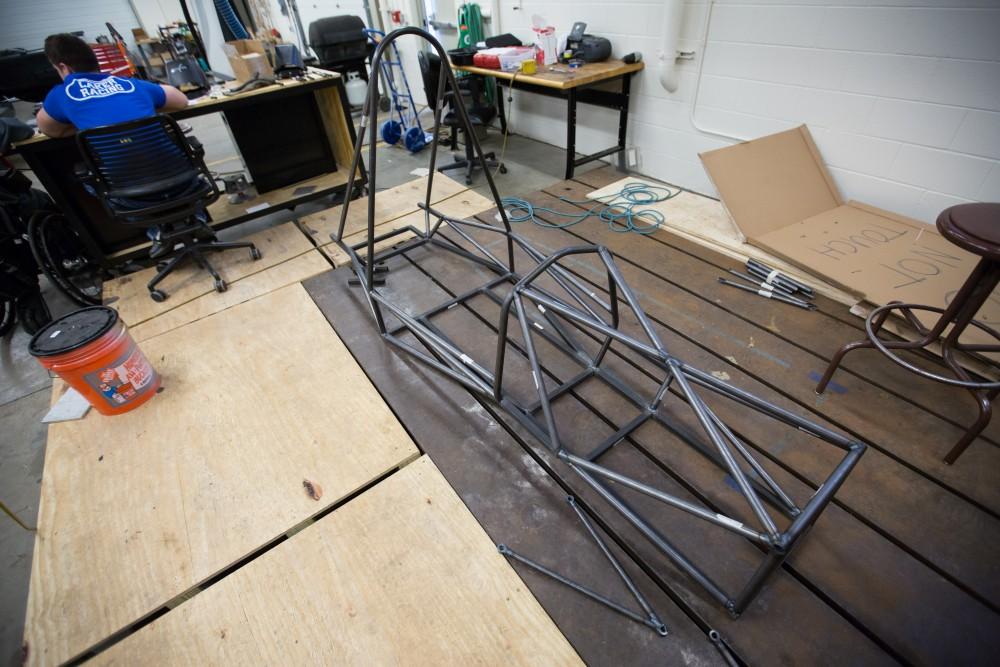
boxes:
[496,0,1000,224]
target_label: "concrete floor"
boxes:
[0,109,606,665]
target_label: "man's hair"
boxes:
[44,34,99,73]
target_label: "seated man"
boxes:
[37,33,195,256]
[37,33,189,137]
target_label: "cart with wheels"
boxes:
[364,29,431,153]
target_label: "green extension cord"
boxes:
[500,183,681,235]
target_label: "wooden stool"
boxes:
[815,202,1000,464]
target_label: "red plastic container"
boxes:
[29,306,160,416]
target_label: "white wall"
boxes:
[0,0,141,50]
[496,0,1000,224]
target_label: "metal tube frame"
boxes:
[333,28,866,620]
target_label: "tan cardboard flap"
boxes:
[754,202,1000,336]
[699,126,842,239]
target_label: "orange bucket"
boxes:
[29,306,160,416]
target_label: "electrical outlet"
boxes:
[627,147,640,168]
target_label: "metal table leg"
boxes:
[565,88,578,179]
[616,74,632,171]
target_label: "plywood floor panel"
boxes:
[130,250,331,342]
[103,221,315,327]
[94,457,582,666]
[24,284,418,665]
[320,190,496,266]
[297,174,468,248]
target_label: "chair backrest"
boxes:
[417,50,442,111]
[76,114,218,224]
[418,51,493,125]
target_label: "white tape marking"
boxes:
[715,514,745,531]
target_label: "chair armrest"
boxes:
[186,135,205,159]
[73,162,96,189]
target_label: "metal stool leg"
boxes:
[816,305,895,394]
[944,387,999,464]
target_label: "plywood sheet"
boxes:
[103,221,315,327]
[322,190,496,266]
[24,284,419,666]
[298,174,468,247]
[586,177,856,302]
[130,250,331,342]
[93,456,581,666]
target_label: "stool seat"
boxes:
[936,203,1000,261]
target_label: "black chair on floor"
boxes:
[418,51,505,185]
[76,114,260,302]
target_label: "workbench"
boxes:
[13,73,362,268]
[453,59,643,179]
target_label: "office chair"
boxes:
[418,51,505,185]
[76,115,260,302]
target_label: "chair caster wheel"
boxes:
[214,279,227,293]
[499,164,507,174]
[465,178,473,185]
[250,246,261,260]
[150,289,167,303]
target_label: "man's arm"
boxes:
[36,107,77,138]
[158,84,189,112]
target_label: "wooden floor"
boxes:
[306,166,1000,665]
[24,166,1000,664]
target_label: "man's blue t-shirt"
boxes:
[43,72,166,130]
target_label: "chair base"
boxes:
[146,238,260,302]
[438,150,506,185]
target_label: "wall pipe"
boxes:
[657,0,685,93]
[687,0,745,142]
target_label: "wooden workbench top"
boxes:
[13,69,342,149]
[453,59,643,90]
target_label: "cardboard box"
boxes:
[699,126,999,342]
[223,39,273,82]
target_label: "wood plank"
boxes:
[411,233,1000,664]
[453,59,643,90]
[320,190,496,266]
[297,173,468,248]
[304,265,735,666]
[103,221,314,327]
[130,250,332,342]
[204,170,349,228]
[307,255,892,665]
[24,284,419,665]
[313,84,357,173]
[583,177,857,303]
[474,204,1000,606]
[542,181,1000,445]
[93,456,582,666]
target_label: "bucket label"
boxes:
[83,343,157,408]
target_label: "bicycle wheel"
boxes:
[27,212,101,307]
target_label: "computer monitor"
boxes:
[0,49,62,103]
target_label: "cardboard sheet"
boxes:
[699,126,842,240]
[701,126,1000,351]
